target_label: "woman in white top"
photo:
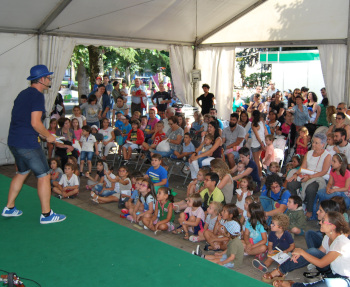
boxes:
[98,118,116,160]
[251,110,267,178]
[287,133,331,219]
[272,211,350,287]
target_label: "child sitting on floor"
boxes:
[49,158,63,187]
[252,214,294,273]
[243,202,268,259]
[85,160,106,191]
[203,203,241,252]
[143,187,175,234]
[145,153,168,192]
[286,195,307,235]
[236,176,254,214]
[193,216,244,269]
[127,179,156,224]
[173,168,206,213]
[189,201,222,243]
[173,193,205,240]
[52,163,80,199]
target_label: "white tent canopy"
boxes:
[0,0,349,165]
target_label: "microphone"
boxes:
[38,81,51,88]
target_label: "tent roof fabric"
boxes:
[0,0,347,47]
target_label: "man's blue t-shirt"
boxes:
[261,186,291,208]
[8,87,45,149]
[146,166,168,187]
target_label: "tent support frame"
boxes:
[345,0,350,106]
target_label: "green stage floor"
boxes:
[0,174,268,287]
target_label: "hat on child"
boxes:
[120,115,126,120]
[220,219,241,237]
[91,125,98,130]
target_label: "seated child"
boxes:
[171,132,195,160]
[200,172,225,212]
[113,112,124,136]
[52,163,80,199]
[172,193,205,240]
[145,154,168,192]
[189,201,222,243]
[122,120,144,163]
[85,160,106,191]
[71,118,82,141]
[234,161,246,190]
[143,187,175,234]
[189,134,213,168]
[243,202,268,258]
[325,132,335,156]
[331,196,349,223]
[49,158,63,187]
[194,219,244,269]
[127,179,156,224]
[284,155,303,186]
[140,115,148,132]
[252,214,295,273]
[203,203,240,251]
[91,166,132,204]
[262,134,275,170]
[67,156,80,177]
[268,162,283,177]
[286,195,307,235]
[141,121,165,151]
[240,195,260,225]
[173,168,206,212]
[236,176,254,214]
[70,105,87,129]
[124,177,144,212]
[79,125,99,175]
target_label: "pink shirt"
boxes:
[263,144,275,167]
[74,129,82,140]
[330,169,350,197]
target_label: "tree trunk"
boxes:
[98,48,104,76]
[88,45,100,91]
[126,66,131,85]
[111,65,116,78]
[77,61,90,100]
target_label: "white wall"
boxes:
[272,61,325,100]
[0,33,37,165]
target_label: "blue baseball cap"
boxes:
[27,65,53,81]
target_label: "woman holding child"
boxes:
[189,120,223,179]
[287,133,331,219]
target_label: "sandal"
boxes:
[262,268,285,284]
[172,227,184,235]
[183,232,189,240]
[273,280,295,287]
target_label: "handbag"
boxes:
[156,139,170,152]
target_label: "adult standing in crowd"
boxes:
[222,113,245,169]
[209,108,224,129]
[269,91,285,124]
[247,93,264,114]
[103,75,113,96]
[251,110,267,178]
[287,133,331,219]
[250,86,263,104]
[301,86,309,103]
[130,78,147,115]
[266,81,278,98]
[90,84,111,120]
[315,98,329,127]
[288,88,300,108]
[2,64,66,224]
[276,110,297,147]
[196,84,215,115]
[292,95,310,131]
[111,81,122,104]
[320,87,327,99]
[232,91,244,112]
[151,82,172,114]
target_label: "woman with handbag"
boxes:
[287,133,331,219]
[188,120,223,179]
[55,117,79,169]
[152,116,184,158]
